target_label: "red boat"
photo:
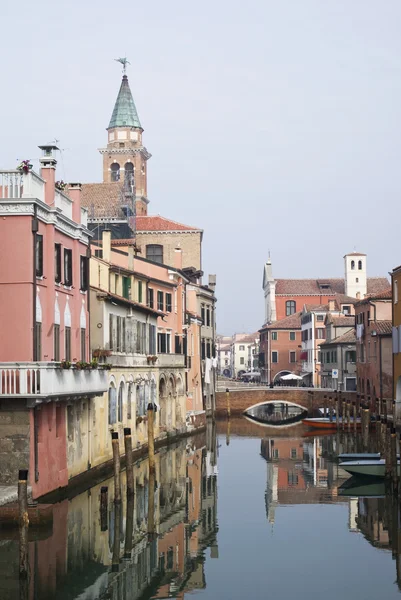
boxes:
[302,417,361,430]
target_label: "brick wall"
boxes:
[215,388,357,416]
[136,231,202,270]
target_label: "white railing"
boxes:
[0,170,45,202]
[0,363,108,397]
[55,189,73,220]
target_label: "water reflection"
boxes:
[0,423,218,600]
[245,402,307,426]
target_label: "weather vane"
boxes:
[115,57,130,75]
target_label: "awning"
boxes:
[300,351,308,360]
[301,372,312,378]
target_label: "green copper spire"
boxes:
[107,75,142,130]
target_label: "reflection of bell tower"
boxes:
[99,71,151,216]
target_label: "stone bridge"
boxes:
[215,387,357,417]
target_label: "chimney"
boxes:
[68,183,82,224]
[102,230,111,263]
[328,298,336,312]
[174,246,182,270]
[208,274,217,291]
[39,144,58,207]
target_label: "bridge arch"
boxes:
[273,370,291,382]
[245,399,307,414]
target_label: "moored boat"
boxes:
[302,417,361,430]
[339,459,400,478]
[337,452,381,462]
[338,477,385,498]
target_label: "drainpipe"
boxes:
[379,335,383,402]
[32,206,38,360]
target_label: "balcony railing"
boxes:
[0,363,108,399]
[55,189,73,220]
[157,354,185,368]
[0,170,45,202]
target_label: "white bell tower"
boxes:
[344,252,367,299]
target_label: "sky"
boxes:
[1,0,401,334]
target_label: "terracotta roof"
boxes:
[356,288,392,305]
[275,277,389,296]
[81,182,126,218]
[374,320,392,335]
[330,316,355,327]
[333,294,357,305]
[233,334,259,344]
[265,312,302,330]
[304,304,329,312]
[136,215,201,232]
[344,252,367,257]
[321,329,356,346]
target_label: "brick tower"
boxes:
[99,70,151,216]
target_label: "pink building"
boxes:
[0,145,107,498]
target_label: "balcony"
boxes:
[0,170,45,202]
[0,363,108,404]
[157,354,186,368]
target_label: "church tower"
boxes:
[344,252,367,299]
[99,69,151,216]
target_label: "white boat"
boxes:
[337,453,380,462]
[339,459,400,478]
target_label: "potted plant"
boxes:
[60,360,71,370]
[93,349,112,358]
[55,180,67,191]
[74,361,84,370]
[102,363,112,371]
[17,159,33,174]
[90,359,99,369]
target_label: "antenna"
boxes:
[114,57,130,75]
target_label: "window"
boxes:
[201,305,205,323]
[115,274,119,294]
[136,385,146,417]
[291,448,297,459]
[343,305,351,315]
[54,324,60,361]
[108,385,117,425]
[146,244,163,264]
[80,256,88,291]
[122,276,131,300]
[148,288,154,309]
[225,359,228,366]
[272,332,278,341]
[207,341,212,358]
[288,472,299,486]
[351,260,355,270]
[201,339,206,360]
[127,383,132,420]
[316,315,324,322]
[166,293,172,312]
[157,332,171,354]
[327,352,331,364]
[157,291,164,311]
[345,350,356,363]
[286,300,296,316]
[138,281,143,303]
[225,351,228,356]
[272,351,278,363]
[289,332,296,341]
[273,449,279,459]
[55,244,62,283]
[206,307,210,327]
[395,281,398,304]
[239,345,245,351]
[34,323,42,361]
[316,328,325,340]
[175,335,182,354]
[65,327,71,361]
[289,351,296,363]
[240,357,245,365]
[36,235,43,277]
[118,382,124,422]
[80,328,86,361]
[149,324,156,354]
[317,351,321,362]
[358,260,362,270]
[356,277,359,283]
[64,249,72,286]
[110,163,120,182]
[124,162,134,186]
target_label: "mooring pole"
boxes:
[226,388,231,419]
[100,486,108,531]
[148,464,156,539]
[124,427,134,497]
[112,432,121,503]
[391,427,398,494]
[18,469,29,580]
[147,403,156,474]
[111,501,121,572]
[124,495,134,559]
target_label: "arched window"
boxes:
[146,244,163,265]
[124,162,134,186]
[286,300,296,316]
[358,260,362,270]
[351,260,355,270]
[110,163,120,182]
[118,381,124,422]
[108,384,117,425]
[127,382,132,420]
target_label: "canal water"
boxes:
[2,418,401,599]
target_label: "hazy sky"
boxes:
[1,1,400,334]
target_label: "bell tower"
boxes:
[99,60,151,216]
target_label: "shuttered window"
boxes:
[80,328,86,361]
[36,235,43,278]
[148,288,154,309]
[55,244,62,283]
[65,327,71,361]
[64,249,73,286]
[54,324,60,361]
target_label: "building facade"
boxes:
[355,290,393,402]
[320,317,356,391]
[259,313,302,384]
[392,265,401,405]
[0,147,107,498]
[230,334,259,378]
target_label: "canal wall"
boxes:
[215,388,357,417]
